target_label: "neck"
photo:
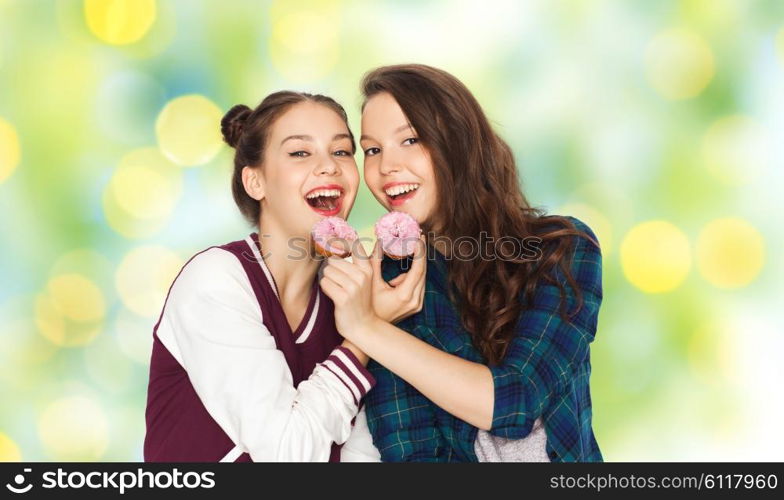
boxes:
[257,216,320,302]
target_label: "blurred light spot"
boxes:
[115,308,153,365]
[269,1,341,82]
[34,273,106,347]
[777,27,784,65]
[555,203,613,256]
[700,115,772,185]
[0,117,20,184]
[620,221,691,293]
[35,295,102,348]
[84,0,157,45]
[47,274,106,323]
[111,156,181,219]
[0,432,21,461]
[696,217,764,289]
[51,249,114,293]
[156,95,224,167]
[645,29,715,99]
[103,148,183,239]
[116,246,182,317]
[38,396,108,460]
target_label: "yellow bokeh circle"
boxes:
[156,95,224,166]
[700,115,771,185]
[110,148,183,218]
[0,432,22,461]
[115,245,182,317]
[47,273,106,322]
[35,273,106,347]
[645,29,715,100]
[620,220,691,293]
[696,217,765,289]
[0,117,21,184]
[103,147,182,239]
[269,2,341,82]
[84,0,157,45]
[38,396,109,460]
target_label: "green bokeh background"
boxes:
[1,0,782,461]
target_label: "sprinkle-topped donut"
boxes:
[374,211,421,259]
[312,216,358,258]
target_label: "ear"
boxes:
[241,166,265,201]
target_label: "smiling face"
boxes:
[255,101,359,238]
[360,92,438,226]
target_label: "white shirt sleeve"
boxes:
[155,247,375,462]
[340,408,382,462]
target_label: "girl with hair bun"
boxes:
[144,91,382,462]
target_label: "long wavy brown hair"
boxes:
[361,64,598,365]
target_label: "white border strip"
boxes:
[219,445,243,462]
[323,360,361,403]
[334,348,372,393]
[245,236,279,299]
[295,293,320,344]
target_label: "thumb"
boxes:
[388,273,406,287]
[370,240,389,288]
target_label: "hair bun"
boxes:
[221,104,252,148]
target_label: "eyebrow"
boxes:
[281,133,353,146]
[360,124,413,142]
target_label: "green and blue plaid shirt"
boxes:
[365,216,603,462]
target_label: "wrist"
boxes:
[343,314,382,349]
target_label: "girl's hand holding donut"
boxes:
[319,240,378,342]
[369,236,427,324]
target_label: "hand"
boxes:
[369,236,427,324]
[319,241,378,342]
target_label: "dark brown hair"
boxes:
[361,64,598,365]
[221,91,355,225]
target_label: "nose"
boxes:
[378,150,401,176]
[315,155,339,176]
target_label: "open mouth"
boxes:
[384,183,420,207]
[305,186,344,216]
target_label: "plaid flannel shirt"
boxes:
[365,216,603,462]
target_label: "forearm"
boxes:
[341,340,369,366]
[349,317,494,430]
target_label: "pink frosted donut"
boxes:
[312,216,358,258]
[374,211,421,259]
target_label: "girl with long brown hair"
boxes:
[319,64,603,461]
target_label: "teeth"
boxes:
[385,183,420,196]
[306,189,341,199]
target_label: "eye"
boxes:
[288,151,309,158]
[402,137,418,146]
[333,149,353,157]
[363,147,381,157]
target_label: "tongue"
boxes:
[315,197,336,210]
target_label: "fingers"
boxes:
[323,259,363,289]
[319,275,347,304]
[397,238,427,296]
[370,240,389,289]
